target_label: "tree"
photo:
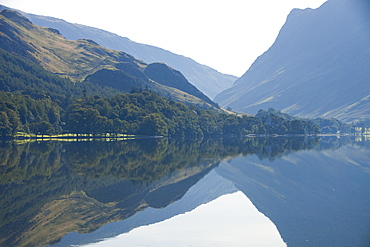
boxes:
[138,113,168,136]
[3,109,21,135]
[29,121,54,136]
[67,108,102,135]
[289,119,306,135]
[0,111,12,136]
[112,118,127,135]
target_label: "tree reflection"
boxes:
[0,136,358,246]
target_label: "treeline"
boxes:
[64,91,267,137]
[1,89,327,137]
[256,108,353,135]
[0,47,351,137]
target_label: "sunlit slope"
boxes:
[0,10,217,108]
[0,5,237,99]
[215,0,370,122]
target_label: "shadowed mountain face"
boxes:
[215,0,370,122]
[0,5,237,99]
[0,10,217,108]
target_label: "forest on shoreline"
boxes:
[0,47,357,138]
[1,89,354,139]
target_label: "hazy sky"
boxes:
[0,0,327,76]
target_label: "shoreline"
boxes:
[1,132,368,144]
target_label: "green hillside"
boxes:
[0,4,236,99]
[0,10,216,109]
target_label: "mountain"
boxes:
[0,9,217,109]
[214,0,370,122]
[0,5,237,99]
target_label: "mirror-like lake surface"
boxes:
[0,136,369,247]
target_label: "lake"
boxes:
[0,136,369,247]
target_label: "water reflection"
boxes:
[0,136,369,246]
[217,138,370,247]
[83,191,286,247]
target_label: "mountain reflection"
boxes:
[0,136,366,247]
[217,138,370,247]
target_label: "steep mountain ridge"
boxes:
[0,10,217,108]
[215,0,370,122]
[0,5,237,99]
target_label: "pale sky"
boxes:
[0,0,327,76]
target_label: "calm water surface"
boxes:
[0,136,369,247]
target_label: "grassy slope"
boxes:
[0,10,215,108]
